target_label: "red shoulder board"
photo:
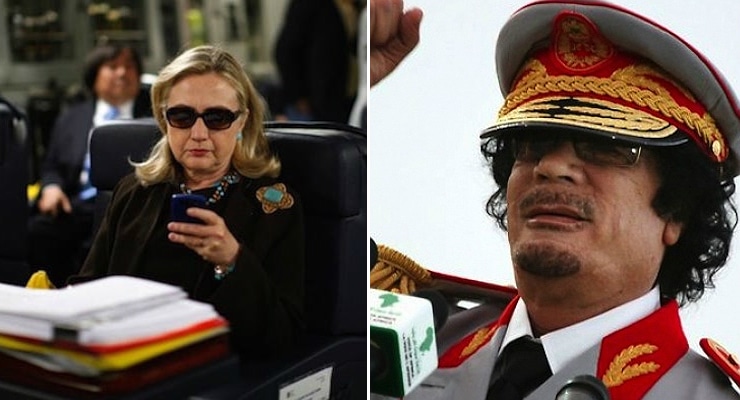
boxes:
[700,338,740,386]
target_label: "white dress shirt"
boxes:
[93,99,134,127]
[499,286,661,374]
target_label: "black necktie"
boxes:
[486,336,553,400]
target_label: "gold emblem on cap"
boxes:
[556,14,613,70]
[256,183,294,214]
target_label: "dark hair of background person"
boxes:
[82,44,143,95]
[480,130,738,306]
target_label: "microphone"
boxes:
[369,288,448,397]
[410,289,449,332]
[555,375,611,400]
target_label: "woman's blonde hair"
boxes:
[133,45,279,185]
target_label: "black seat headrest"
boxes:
[90,118,160,190]
[264,122,366,218]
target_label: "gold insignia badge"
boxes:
[602,343,660,387]
[555,14,613,71]
[460,326,497,358]
[256,183,294,214]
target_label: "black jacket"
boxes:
[71,173,306,359]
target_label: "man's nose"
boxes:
[532,141,584,181]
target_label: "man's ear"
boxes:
[663,220,683,246]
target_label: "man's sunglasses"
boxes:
[511,134,642,167]
[164,106,241,130]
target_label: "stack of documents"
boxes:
[0,275,231,396]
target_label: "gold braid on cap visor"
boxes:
[370,244,432,295]
[496,59,728,161]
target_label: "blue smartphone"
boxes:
[170,193,207,223]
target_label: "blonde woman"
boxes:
[72,45,305,359]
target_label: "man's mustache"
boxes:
[518,189,595,220]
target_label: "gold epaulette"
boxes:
[370,244,432,294]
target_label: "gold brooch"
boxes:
[256,183,294,214]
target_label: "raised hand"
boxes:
[370,0,423,86]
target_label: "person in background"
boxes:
[28,44,151,287]
[370,0,740,398]
[274,0,360,122]
[69,45,305,359]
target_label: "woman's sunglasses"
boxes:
[164,106,241,130]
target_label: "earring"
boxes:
[236,133,243,141]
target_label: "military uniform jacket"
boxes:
[71,173,305,359]
[387,296,740,400]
